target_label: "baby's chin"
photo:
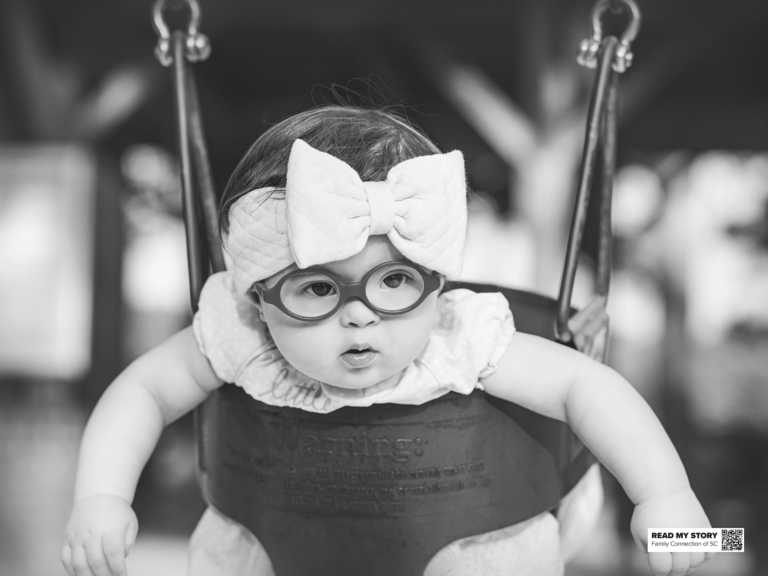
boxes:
[290,357,403,391]
[285,351,408,390]
[320,371,402,399]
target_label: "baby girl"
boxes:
[63,106,713,576]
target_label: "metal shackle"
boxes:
[152,0,211,67]
[577,0,642,73]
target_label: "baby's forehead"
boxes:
[265,236,405,285]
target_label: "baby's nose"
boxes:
[340,298,380,327]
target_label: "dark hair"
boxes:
[219,106,441,237]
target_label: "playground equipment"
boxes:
[151,1,641,574]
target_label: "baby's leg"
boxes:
[189,507,274,576]
[423,512,564,576]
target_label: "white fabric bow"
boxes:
[226,139,467,293]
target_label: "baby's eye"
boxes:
[382,273,406,289]
[308,282,335,297]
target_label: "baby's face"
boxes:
[257,236,442,390]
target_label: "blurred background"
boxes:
[0,0,767,574]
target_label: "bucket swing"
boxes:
[151,1,641,574]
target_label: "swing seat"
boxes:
[196,281,596,576]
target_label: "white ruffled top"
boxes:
[192,272,515,413]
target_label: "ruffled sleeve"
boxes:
[416,288,515,395]
[192,272,277,383]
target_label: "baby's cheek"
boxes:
[388,318,433,367]
[266,327,302,362]
[272,327,336,378]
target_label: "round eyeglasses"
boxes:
[251,261,442,321]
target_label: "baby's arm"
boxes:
[481,332,712,576]
[62,327,222,576]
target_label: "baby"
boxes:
[63,106,713,576]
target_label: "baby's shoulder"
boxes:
[197,271,264,330]
[193,272,273,383]
[417,289,515,393]
[434,288,514,335]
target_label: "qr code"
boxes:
[722,529,744,551]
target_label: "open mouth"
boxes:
[340,345,378,368]
[344,344,373,354]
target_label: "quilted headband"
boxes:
[226,139,467,294]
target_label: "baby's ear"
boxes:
[247,285,266,320]
[234,286,265,328]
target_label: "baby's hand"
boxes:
[630,488,716,576]
[62,494,138,576]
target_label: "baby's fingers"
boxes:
[649,552,672,576]
[61,544,75,576]
[688,551,717,574]
[125,517,138,555]
[669,552,691,575]
[103,532,128,576]
[71,545,96,576]
[85,538,112,576]
[686,551,705,574]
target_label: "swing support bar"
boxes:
[555,0,641,345]
[153,0,225,312]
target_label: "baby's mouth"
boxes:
[340,345,378,368]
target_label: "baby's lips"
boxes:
[343,342,376,353]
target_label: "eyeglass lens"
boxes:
[278,263,426,318]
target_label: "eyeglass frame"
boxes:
[250,260,443,322]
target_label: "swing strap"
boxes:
[555,0,641,350]
[153,0,225,313]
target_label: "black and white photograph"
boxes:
[0,1,766,575]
